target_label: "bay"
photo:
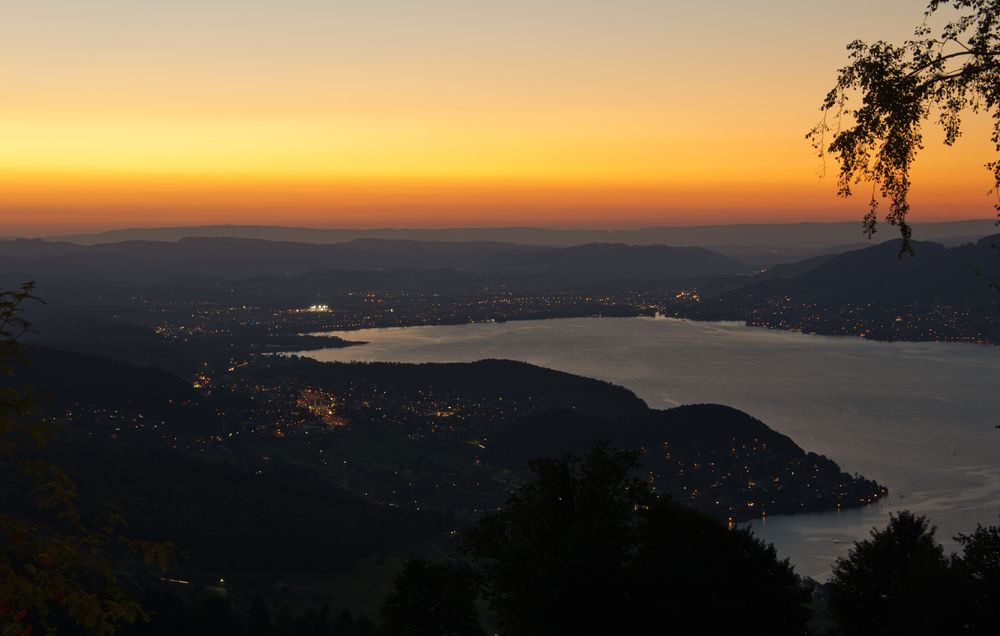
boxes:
[298,316,1000,580]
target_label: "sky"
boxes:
[1,0,996,234]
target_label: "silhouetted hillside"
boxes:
[1,341,888,587]
[683,236,1000,341]
[255,357,649,420]
[487,404,794,460]
[721,237,999,309]
[486,404,886,519]
[47,443,440,575]
[754,253,839,281]
[9,345,195,413]
[481,242,746,280]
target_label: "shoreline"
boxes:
[299,311,999,349]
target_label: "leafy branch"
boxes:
[808,0,1000,254]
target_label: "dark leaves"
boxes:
[808,1,1000,251]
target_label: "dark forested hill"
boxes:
[240,356,885,521]
[753,253,840,281]
[9,344,195,413]
[485,404,886,519]
[0,346,443,578]
[720,237,999,309]
[480,242,747,280]
[253,357,650,420]
[486,403,798,461]
[685,236,1000,341]
[1,342,887,590]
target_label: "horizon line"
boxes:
[16,217,992,239]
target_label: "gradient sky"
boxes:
[1,0,996,234]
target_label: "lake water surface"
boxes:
[299,317,1000,580]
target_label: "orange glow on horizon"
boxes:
[1,0,996,235]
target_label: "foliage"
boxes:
[379,559,484,636]
[0,284,172,635]
[116,592,377,636]
[828,511,1000,634]
[952,520,1000,633]
[462,443,810,635]
[808,0,1000,250]
[828,511,955,635]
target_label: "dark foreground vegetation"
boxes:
[825,511,1000,635]
[59,448,1000,636]
[118,446,816,635]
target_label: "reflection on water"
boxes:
[299,316,1000,580]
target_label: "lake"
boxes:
[297,316,1000,580]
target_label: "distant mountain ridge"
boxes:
[45,220,995,246]
[480,243,743,279]
[0,236,748,284]
[37,220,998,265]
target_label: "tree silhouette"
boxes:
[828,511,955,635]
[379,559,484,636]
[0,284,172,635]
[808,0,999,251]
[462,443,810,635]
[952,519,1000,633]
